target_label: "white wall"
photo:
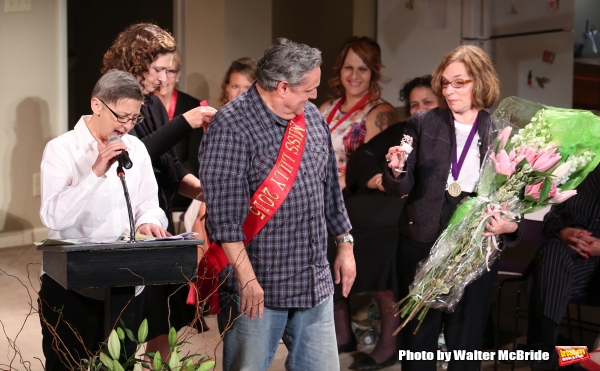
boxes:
[377,0,462,107]
[574,0,600,58]
[180,0,272,107]
[0,0,65,247]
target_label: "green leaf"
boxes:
[113,361,124,371]
[196,361,215,371]
[124,327,136,343]
[116,327,125,342]
[153,351,163,371]
[493,173,507,188]
[133,363,143,371]
[169,346,181,370]
[108,329,121,360]
[99,351,114,370]
[515,157,529,170]
[138,319,148,344]
[538,177,553,203]
[168,327,178,348]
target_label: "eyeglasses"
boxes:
[98,99,144,125]
[166,69,179,77]
[441,79,473,89]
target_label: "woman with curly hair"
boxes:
[102,23,216,360]
[219,57,257,107]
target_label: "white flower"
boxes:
[552,161,572,178]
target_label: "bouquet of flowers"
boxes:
[393,97,600,334]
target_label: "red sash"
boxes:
[187,114,307,314]
[326,94,370,132]
[167,89,178,120]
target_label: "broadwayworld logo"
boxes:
[556,346,590,367]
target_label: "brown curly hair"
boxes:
[328,36,386,101]
[431,45,500,111]
[219,57,257,107]
[101,23,177,83]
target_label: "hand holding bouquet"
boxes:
[393,97,600,334]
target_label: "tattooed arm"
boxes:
[364,104,398,143]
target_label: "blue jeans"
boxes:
[218,294,339,371]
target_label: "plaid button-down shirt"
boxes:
[198,85,351,308]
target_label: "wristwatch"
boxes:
[335,233,354,246]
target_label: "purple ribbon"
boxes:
[451,114,479,181]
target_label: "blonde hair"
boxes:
[431,45,500,110]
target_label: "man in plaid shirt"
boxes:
[199,38,355,370]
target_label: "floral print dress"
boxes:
[322,97,387,175]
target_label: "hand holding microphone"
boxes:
[108,136,133,169]
[91,137,132,176]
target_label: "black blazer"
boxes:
[172,90,204,178]
[130,95,191,213]
[543,164,600,239]
[383,108,520,247]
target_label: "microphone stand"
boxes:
[117,165,136,243]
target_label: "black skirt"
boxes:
[328,191,405,299]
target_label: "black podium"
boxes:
[38,239,200,354]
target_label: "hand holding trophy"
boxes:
[386,135,413,177]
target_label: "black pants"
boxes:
[38,274,106,371]
[397,234,498,371]
[527,239,600,346]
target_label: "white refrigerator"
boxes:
[377,0,575,111]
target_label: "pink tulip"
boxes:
[548,179,558,198]
[518,145,537,165]
[497,127,512,149]
[490,150,516,176]
[530,147,562,172]
[508,149,526,165]
[524,181,544,200]
[549,189,577,203]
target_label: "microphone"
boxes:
[108,136,133,169]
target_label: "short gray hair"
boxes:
[91,69,144,104]
[256,38,322,91]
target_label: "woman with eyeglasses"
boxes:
[102,23,217,361]
[383,45,521,371]
[154,50,206,210]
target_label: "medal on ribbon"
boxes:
[449,114,479,197]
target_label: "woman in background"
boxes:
[102,23,217,360]
[320,36,397,191]
[155,50,205,209]
[219,57,257,107]
[339,75,437,370]
[186,57,257,240]
[383,45,520,371]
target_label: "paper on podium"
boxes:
[138,231,198,242]
[35,236,124,246]
[36,232,199,246]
